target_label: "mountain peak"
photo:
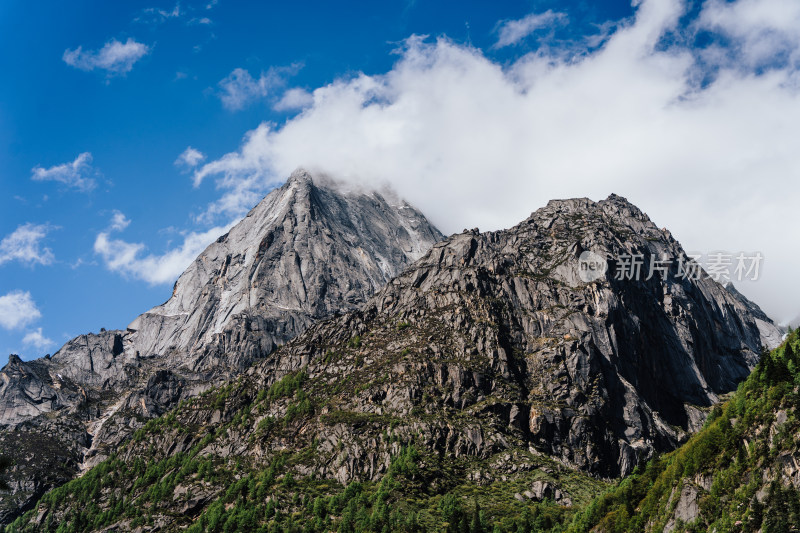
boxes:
[285,167,314,188]
[280,193,781,479]
[605,192,630,203]
[0,171,444,522]
[288,167,313,181]
[129,171,443,364]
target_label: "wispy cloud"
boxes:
[93,214,233,285]
[134,3,182,25]
[0,291,42,330]
[175,146,206,169]
[22,328,55,352]
[63,38,150,76]
[217,64,302,111]
[31,152,97,192]
[190,124,282,219]
[110,211,131,232]
[0,223,55,267]
[217,68,279,110]
[135,3,216,27]
[494,10,568,48]
[697,0,800,72]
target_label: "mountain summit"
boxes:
[127,168,443,372]
[0,170,443,523]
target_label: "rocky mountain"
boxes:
[0,169,443,525]
[3,194,783,532]
[268,194,782,478]
[126,170,442,372]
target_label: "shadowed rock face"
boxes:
[0,170,443,524]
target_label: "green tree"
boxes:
[748,495,764,532]
[784,342,796,366]
[763,481,790,533]
[470,497,483,533]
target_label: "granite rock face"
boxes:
[272,194,782,478]
[724,282,785,351]
[0,170,443,524]
[126,169,443,372]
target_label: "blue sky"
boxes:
[2,0,799,360]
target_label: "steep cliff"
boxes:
[570,329,800,533]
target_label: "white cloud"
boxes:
[494,10,568,48]
[110,211,131,232]
[274,88,314,111]
[175,146,206,169]
[192,0,800,323]
[31,152,96,192]
[94,223,234,285]
[191,124,283,220]
[135,3,182,24]
[216,65,301,111]
[698,0,800,71]
[217,68,278,110]
[22,328,55,352]
[0,223,55,266]
[63,38,150,75]
[0,291,41,330]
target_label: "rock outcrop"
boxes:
[725,282,785,350]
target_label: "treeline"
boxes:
[11,331,800,533]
